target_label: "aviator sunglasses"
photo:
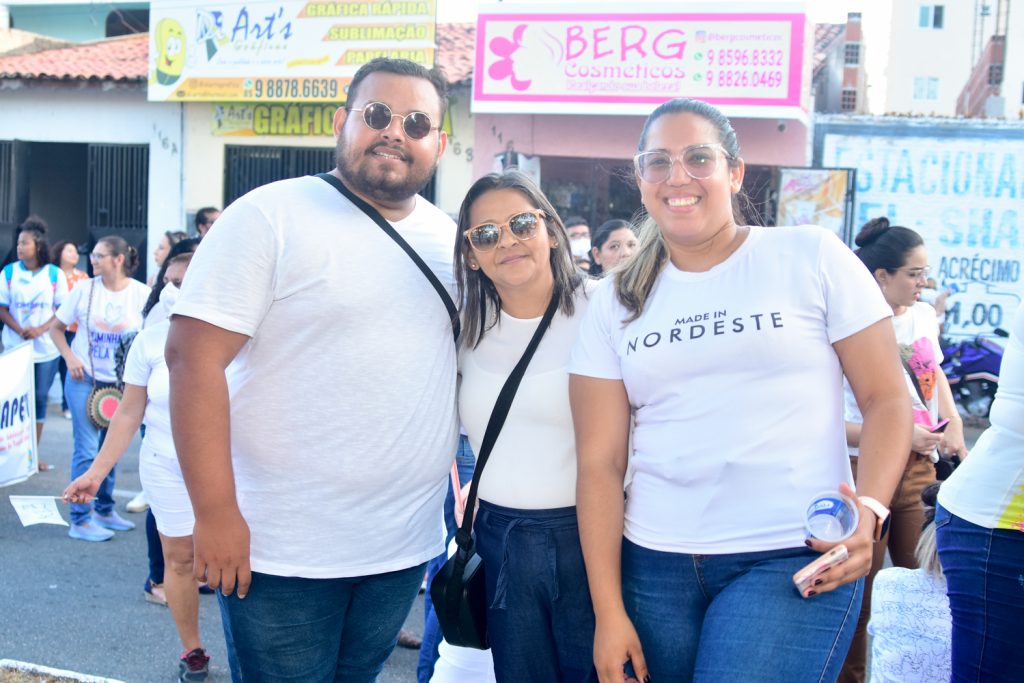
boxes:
[348,101,438,140]
[634,143,733,183]
[464,210,547,252]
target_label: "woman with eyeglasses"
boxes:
[454,170,596,681]
[569,98,912,682]
[587,219,638,279]
[51,236,150,542]
[838,217,966,683]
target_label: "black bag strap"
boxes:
[900,355,927,406]
[453,290,560,551]
[316,172,459,342]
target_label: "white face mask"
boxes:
[570,237,592,259]
[159,283,179,311]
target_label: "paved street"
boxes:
[0,405,422,682]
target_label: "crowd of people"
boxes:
[2,56,1022,683]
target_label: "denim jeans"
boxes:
[418,435,477,683]
[935,503,1024,682]
[622,538,861,682]
[219,564,426,682]
[474,501,597,683]
[33,357,60,422]
[66,374,115,525]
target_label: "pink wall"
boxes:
[472,113,809,179]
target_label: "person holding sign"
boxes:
[568,98,911,682]
[0,216,68,471]
[51,235,149,542]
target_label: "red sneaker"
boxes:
[178,647,210,682]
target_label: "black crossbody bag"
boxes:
[316,172,459,342]
[430,291,559,649]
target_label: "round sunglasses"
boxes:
[634,143,733,184]
[464,210,547,252]
[348,101,438,140]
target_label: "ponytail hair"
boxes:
[97,235,141,277]
[853,217,924,275]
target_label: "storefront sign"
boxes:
[148,0,437,102]
[823,132,1024,338]
[473,2,807,118]
[0,344,37,487]
[212,102,342,135]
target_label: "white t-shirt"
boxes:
[867,567,951,683]
[459,283,592,510]
[939,301,1024,531]
[173,175,459,578]
[55,278,150,382]
[122,320,175,457]
[569,226,891,554]
[845,301,943,454]
[0,262,68,361]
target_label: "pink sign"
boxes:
[473,8,806,116]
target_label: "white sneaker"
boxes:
[126,490,149,513]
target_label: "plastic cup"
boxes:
[805,491,860,542]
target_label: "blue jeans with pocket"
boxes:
[33,357,60,422]
[621,538,861,682]
[66,373,115,525]
[474,500,597,683]
[219,564,426,682]
[935,503,1024,682]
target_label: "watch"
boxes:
[858,496,891,542]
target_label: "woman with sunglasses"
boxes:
[569,98,912,682]
[51,236,149,542]
[838,217,966,683]
[455,170,595,681]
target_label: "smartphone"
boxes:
[793,544,849,598]
[930,419,951,433]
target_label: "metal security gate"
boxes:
[0,140,30,265]
[86,143,149,279]
[224,145,334,206]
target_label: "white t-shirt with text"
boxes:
[569,226,891,554]
[173,175,459,578]
[0,262,68,361]
[55,278,150,382]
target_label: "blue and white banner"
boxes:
[0,343,37,487]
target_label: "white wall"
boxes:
[884,1,989,115]
[0,84,183,276]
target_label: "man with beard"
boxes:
[165,58,458,681]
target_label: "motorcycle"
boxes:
[940,329,1009,419]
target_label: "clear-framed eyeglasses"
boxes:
[633,144,734,184]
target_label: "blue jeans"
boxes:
[33,357,60,422]
[219,564,427,682]
[474,501,597,683]
[66,374,115,525]
[935,503,1024,682]
[418,435,477,683]
[622,538,861,682]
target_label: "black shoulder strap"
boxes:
[900,355,927,406]
[316,172,459,343]
[453,291,560,550]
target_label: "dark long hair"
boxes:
[142,238,200,318]
[588,219,634,277]
[455,170,584,349]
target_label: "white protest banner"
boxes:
[0,343,37,487]
[9,496,68,527]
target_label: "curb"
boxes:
[0,659,125,683]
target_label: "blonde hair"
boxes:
[915,520,943,577]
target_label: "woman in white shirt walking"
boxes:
[51,235,149,542]
[454,170,595,681]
